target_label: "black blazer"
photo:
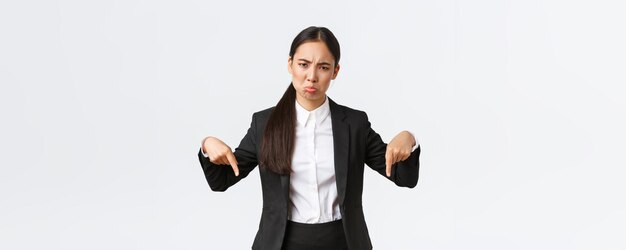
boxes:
[198,98,421,250]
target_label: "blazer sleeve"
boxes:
[363,113,420,188]
[197,113,259,192]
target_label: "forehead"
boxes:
[293,41,335,61]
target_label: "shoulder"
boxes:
[246,106,275,127]
[253,106,275,119]
[329,98,370,124]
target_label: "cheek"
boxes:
[320,72,334,82]
[291,69,307,80]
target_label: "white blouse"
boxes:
[289,96,341,223]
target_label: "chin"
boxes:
[305,92,325,99]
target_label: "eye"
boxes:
[321,66,330,71]
[298,63,308,68]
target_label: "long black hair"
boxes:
[259,26,341,175]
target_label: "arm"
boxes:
[364,116,421,188]
[197,113,259,192]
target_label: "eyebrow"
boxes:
[296,58,333,66]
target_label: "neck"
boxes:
[296,95,326,111]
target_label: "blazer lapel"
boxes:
[329,98,349,206]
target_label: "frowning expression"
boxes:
[288,41,340,105]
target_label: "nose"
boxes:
[306,68,318,83]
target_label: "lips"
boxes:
[304,87,317,93]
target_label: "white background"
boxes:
[1,0,625,249]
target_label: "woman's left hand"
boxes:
[385,131,416,177]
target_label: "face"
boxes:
[288,41,340,107]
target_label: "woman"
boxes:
[198,26,421,250]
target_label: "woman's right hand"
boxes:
[202,136,240,176]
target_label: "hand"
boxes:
[385,131,416,177]
[202,136,240,176]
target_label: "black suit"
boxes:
[198,98,421,250]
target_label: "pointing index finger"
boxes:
[385,149,392,177]
[226,151,239,176]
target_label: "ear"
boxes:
[287,57,293,75]
[331,64,340,80]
